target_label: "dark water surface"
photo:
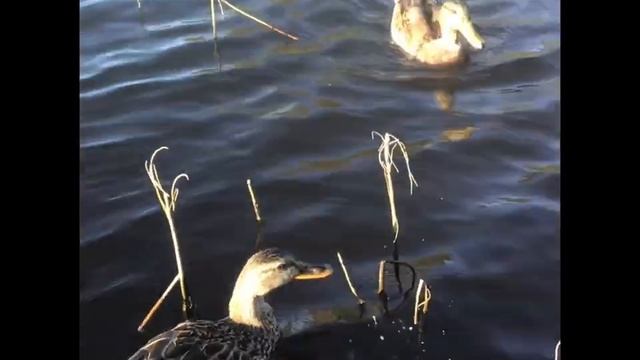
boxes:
[80,0,560,359]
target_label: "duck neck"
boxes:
[228,277,277,331]
[439,25,457,44]
[433,9,457,44]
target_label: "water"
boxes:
[79,0,560,359]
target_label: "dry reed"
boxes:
[337,252,366,305]
[371,131,418,242]
[413,278,432,325]
[140,146,194,326]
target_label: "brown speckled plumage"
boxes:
[128,317,279,360]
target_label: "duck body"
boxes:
[390,0,484,66]
[128,248,332,360]
[128,318,279,360]
[390,0,435,56]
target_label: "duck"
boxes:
[390,0,485,66]
[128,248,333,360]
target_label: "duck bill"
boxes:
[459,22,485,50]
[294,263,334,280]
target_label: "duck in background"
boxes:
[391,0,485,66]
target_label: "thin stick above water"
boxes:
[377,260,386,295]
[337,252,365,305]
[138,274,180,332]
[210,0,217,40]
[413,279,424,325]
[139,0,297,41]
[246,179,262,223]
[219,0,299,40]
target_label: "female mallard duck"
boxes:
[128,248,333,360]
[391,0,485,66]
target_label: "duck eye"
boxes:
[277,263,289,271]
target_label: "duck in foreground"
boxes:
[128,248,333,360]
[390,0,485,66]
